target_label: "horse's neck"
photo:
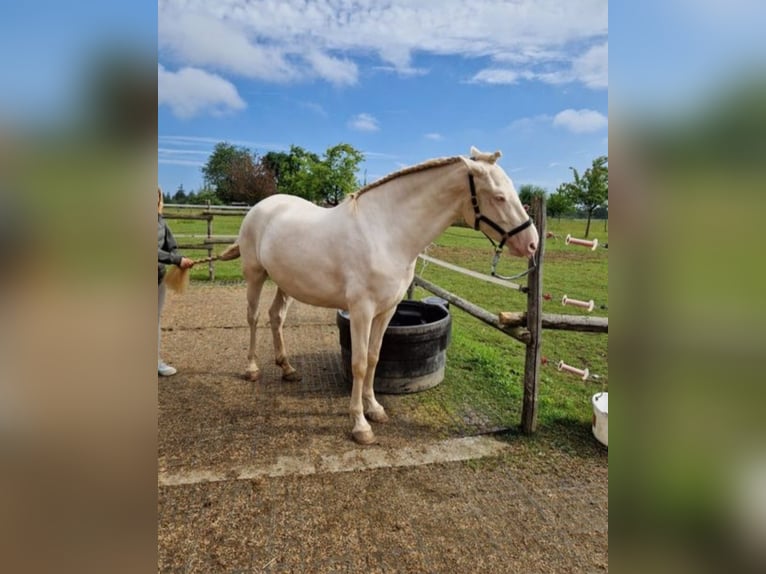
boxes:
[359,162,466,261]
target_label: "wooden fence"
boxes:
[162,203,249,280]
[411,195,607,434]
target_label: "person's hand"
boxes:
[179,257,194,269]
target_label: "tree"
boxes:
[315,143,365,205]
[172,184,187,204]
[546,190,573,221]
[225,151,276,204]
[284,145,322,200]
[201,142,242,200]
[263,144,363,204]
[201,142,277,204]
[517,184,546,211]
[262,150,296,188]
[220,143,363,204]
[192,187,223,205]
[558,156,608,237]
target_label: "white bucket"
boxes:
[592,392,608,447]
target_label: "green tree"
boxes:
[285,145,322,200]
[201,142,242,200]
[316,143,365,205]
[192,187,223,205]
[242,143,363,203]
[172,184,187,204]
[262,151,292,187]
[546,190,573,221]
[558,156,608,237]
[517,184,546,210]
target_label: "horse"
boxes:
[219,146,538,444]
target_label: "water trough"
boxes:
[337,300,452,394]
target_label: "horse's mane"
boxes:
[349,155,463,200]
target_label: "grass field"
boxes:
[165,208,608,440]
[414,218,608,443]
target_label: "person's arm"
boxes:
[158,219,183,266]
[159,220,193,268]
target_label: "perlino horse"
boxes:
[219,147,538,444]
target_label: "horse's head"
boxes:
[459,147,539,259]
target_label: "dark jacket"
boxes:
[158,214,183,284]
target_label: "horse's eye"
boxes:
[493,194,506,203]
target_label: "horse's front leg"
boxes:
[348,307,375,444]
[362,307,397,424]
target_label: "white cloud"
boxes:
[159,1,607,87]
[303,49,358,86]
[159,11,300,83]
[470,69,520,85]
[158,64,246,119]
[553,108,608,133]
[348,113,380,132]
[471,41,607,88]
[507,114,552,131]
[572,42,607,89]
[373,65,429,77]
[299,101,328,117]
[424,132,443,141]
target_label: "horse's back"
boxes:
[236,195,362,307]
[239,194,327,244]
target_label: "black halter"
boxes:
[467,173,536,281]
[469,174,533,251]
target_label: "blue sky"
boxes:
[158,0,609,197]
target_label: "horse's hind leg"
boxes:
[245,268,267,384]
[269,288,302,382]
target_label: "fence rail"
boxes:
[164,203,251,213]
[163,202,248,279]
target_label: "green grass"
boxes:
[413,218,608,435]
[172,211,608,435]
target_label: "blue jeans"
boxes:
[158,281,166,367]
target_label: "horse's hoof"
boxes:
[245,370,262,382]
[365,409,389,424]
[352,429,377,445]
[282,371,302,382]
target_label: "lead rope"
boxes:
[490,245,536,281]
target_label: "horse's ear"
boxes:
[468,147,503,164]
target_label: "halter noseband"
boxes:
[468,173,535,281]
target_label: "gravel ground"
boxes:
[158,283,608,573]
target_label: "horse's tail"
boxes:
[219,242,241,261]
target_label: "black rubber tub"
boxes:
[336,300,452,394]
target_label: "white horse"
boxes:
[220,147,538,444]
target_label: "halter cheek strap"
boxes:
[469,174,533,250]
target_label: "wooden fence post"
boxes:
[522,195,545,434]
[206,201,214,281]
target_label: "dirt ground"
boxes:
[158,283,608,573]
